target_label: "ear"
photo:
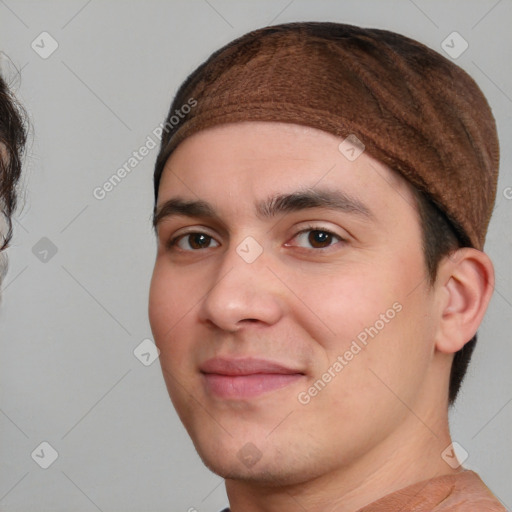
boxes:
[434,248,494,354]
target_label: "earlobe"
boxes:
[434,248,494,354]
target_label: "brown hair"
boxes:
[412,187,475,404]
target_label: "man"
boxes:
[0,71,26,291]
[148,22,505,511]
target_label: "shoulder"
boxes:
[357,470,506,511]
[436,470,506,511]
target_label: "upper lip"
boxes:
[200,357,304,376]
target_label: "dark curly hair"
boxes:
[0,72,26,251]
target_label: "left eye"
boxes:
[287,227,344,250]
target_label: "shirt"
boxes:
[218,469,506,511]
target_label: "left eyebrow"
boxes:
[153,188,374,229]
[255,188,374,221]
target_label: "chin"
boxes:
[201,456,307,487]
[191,433,325,487]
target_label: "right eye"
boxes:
[167,232,220,251]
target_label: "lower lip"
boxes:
[202,373,303,399]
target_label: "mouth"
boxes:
[200,357,306,399]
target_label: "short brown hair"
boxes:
[412,186,475,405]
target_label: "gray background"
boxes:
[1,1,511,510]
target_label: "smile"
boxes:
[200,357,305,399]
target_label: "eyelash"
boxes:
[166,224,346,253]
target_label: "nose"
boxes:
[197,238,284,332]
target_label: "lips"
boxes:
[200,357,305,399]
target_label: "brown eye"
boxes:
[307,230,334,248]
[168,232,219,251]
[287,226,345,251]
[187,233,212,249]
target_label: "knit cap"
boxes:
[154,21,499,250]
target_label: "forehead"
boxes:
[157,121,416,221]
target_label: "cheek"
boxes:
[149,264,198,412]
[294,250,432,382]
[148,263,194,353]
[148,264,170,340]
[289,262,404,351]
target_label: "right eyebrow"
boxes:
[153,198,221,229]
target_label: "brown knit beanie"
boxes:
[154,21,499,250]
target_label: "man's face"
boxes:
[149,121,441,484]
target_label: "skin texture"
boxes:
[149,121,494,512]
